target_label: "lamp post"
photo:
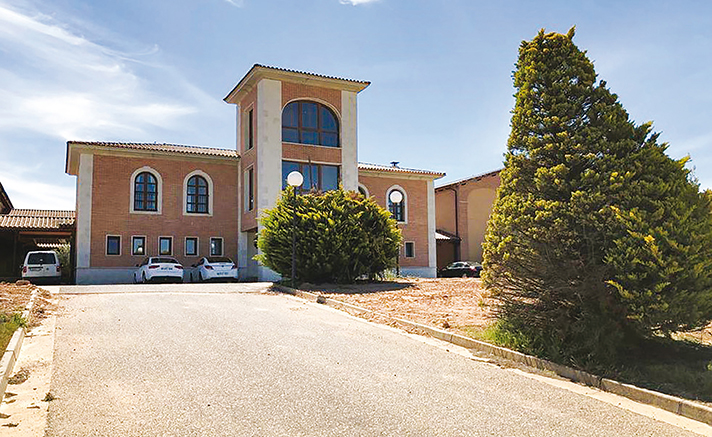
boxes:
[388,189,404,277]
[286,171,304,287]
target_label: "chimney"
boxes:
[390,161,399,168]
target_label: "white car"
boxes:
[190,257,238,282]
[134,257,184,283]
[21,250,62,284]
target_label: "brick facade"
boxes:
[67,65,444,283]
[358,174,430,268]
[89,154,238,269]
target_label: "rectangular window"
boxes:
[131,236,145,256]
[106,235,121,256]
[281,161,340,194]
[244,167,255,211]
[404,242,415,258]
[159,237,173,256]
[247,108,254,150]
[210,238,223,257]
[185,237,198,256]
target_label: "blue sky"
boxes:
[0,0,710,210]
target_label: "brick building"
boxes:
[434,170,501,269]
[66,65,444,284]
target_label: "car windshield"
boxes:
[207,257,232,263]
[27,253,56,265]
[449,262,467,268]
[151,257,179,264]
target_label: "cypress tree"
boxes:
[482,28,712,364]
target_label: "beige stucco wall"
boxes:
[434,172,500,266]
[465,187,498,262]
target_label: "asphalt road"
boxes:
[46,285,699,436]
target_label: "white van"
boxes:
[21,250,62,284]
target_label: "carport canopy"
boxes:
[0,209,76,280]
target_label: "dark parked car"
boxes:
[438,261,483,278]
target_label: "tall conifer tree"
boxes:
[482,28,712,364]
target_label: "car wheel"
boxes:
[199,272,204,282]
[142,272,147,284]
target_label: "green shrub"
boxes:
[256,187,401,284]
[482,28,712,366]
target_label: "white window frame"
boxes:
[357,183,370,198]
[183,170,214,217]
[386,185,408,224]
[106,234,121,256]
[131,235,146,257]
[130,166,163,215]
[404,241,416,258]
[158,236,174,256]
[210,237,224,257]
[185,236,199,257]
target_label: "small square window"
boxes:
[106,235,121,256]
[210,238,223,257]
[132,236,145,256]
[404,242,415,258]
[185,237,198,256]
[159,237,173,256]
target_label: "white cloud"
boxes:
[0,164,75,210]
[339,0,380,5]
[0,1,229,209]
[0,3,209,141]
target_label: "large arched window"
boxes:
[134,172,158,211]
[282,101,339,147]
[186,175,209,214]
[183,170,214,216]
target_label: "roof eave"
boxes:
[66,142,239,174]
[358,168,446,180]
[435,169,503,191]
[224,64,370,104]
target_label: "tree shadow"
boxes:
[615,336,712,402]
[299,280,415,295]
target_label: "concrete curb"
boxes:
[273,284,712,426]
[0,288,39,402]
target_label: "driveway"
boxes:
[45,284,702,436]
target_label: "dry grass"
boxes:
[0,282,35,317]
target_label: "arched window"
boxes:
[387,188,406,223]
[134,172,158,211]
[357,184,369,198]
[282,101,339,147]
[186,175,209,214]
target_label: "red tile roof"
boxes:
[224,64,370,103]
[251,64,370,86]
[358,162,445,178]
[435,230,461,241]
[0,209,75,230]
[435,169,502,190]
[68,141,239,159]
